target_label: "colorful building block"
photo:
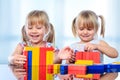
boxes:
[23,47,120,80]
[75,60,93,78]
[87,64,104,74]
[54,64,60,74]
[75,51,101,79]
[104,64,120,73]
[68,64,86,75]
[23,47,54,80]
[60,65,68,75]
[75,51,100,64]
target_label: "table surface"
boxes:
[0,64,120,80]
[0,64,60,80]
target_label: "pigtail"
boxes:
[45,23,55,46]
[72,17,77,37]
[21,25,28,45]
[99,15,105,38]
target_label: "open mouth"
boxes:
[30,35,39,40]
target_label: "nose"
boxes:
[31,27,37,33]
[83,29,88,34]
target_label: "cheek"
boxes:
[39,30,46,36]
[90,31,96,37]
[26,30,30,36]
[77,30,82,35]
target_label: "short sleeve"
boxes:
[46,42,59,51]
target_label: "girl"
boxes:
[60,10,118,80]
[8,10,69,65]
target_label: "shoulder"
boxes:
[19,42,27,47]
[16,42,26,51]
[46,42,59,51]
[12,43,24,55]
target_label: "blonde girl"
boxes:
[71,10,118,80]
[8,10,63,65]
[59,10,118,80]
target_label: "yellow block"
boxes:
[54,64,60,74]
[46,51,54,80]
[46,51,54,64]
[75,60,93,65]
[113,62,120,64]
[75,60,93,78]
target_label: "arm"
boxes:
[8,43,26,65]
[97,40,118,58]
[84,40,118,58]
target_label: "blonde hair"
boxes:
[22,10,55,45]
[26,10,50,30]
[21,25,28,44]
[45,23,55,46]
[72,10,105,37]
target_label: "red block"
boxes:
[83,52,92,60]
[68,65,86,75]
[47,65,53,74]
[75,52,83,60]
[23,51,28,80]
[39,47,47,80]
[24,75,27,80]
[93,74,100,79]
[23,51,28,69]
[92,52,100,64]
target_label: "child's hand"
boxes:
[67,55,76,63]
[58,74,73,80]
[84,43,98,52]
[58,46,74,60]
[12,54,27,65]
[10,66,26,80]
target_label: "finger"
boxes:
[18,72,26,75]
[14,60,26,64]
[17,55,26,58]
[69,59,75,63]
[87,47,92,52]
[14,59,26,64]
[18,57,27,61]
[14,69,26,72]
[84,45,88,51]
[64,46,71,51]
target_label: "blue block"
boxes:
[87,64,104,74]
[60,65,68,75]
[28,51,32,80]
[104,64,120,73]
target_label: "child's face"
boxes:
[76,25,95,42]
[25,24,47,44]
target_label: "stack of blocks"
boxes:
[23,46,120,80]
[23,46,54,80]
[75,51,101,79]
